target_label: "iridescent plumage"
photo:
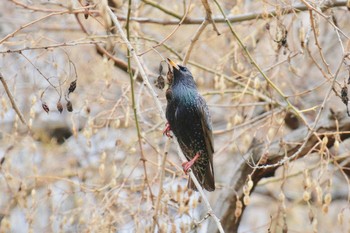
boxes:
[165,59,215,191]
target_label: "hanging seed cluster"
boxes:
[40,79,77,114]
[154,62,165,90]
[266,20,288,52]
[243,175,253,205]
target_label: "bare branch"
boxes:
[0,72,28,127]
[210,109,350,232]
[115,0,348,25]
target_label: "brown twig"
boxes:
[141,0,182,19]
[115,0,348,25]
[151,138,170,232]
[182,20,209,65]
[0,72,28,127]
[201,0,220,35]
[137,0,191,56]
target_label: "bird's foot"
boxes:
[182,152,200,174]
[163,122,172,138]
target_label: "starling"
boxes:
[164,58,215,191]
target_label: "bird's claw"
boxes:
[182,152,200,174]
[163,122,172,138]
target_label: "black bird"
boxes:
[164,58,215,191]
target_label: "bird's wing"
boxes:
[196,95,215,190]
[196,96,214,154]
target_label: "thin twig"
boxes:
[183,20,209,65]
[308,10,331,74]
[0,72,28,127]
[182,0,223,66]
[141,0,182,19]
[200,0,220,35]
[151,138,170,232]
[137,0,191,56]
[0,41,107,54]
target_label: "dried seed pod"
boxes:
[66,101,73,112]
[309,209,314,223]
[324,193,332,205]
[247,179,253,190]
[154,75,165,89]
[243,195,250,205]
[282,222,288,233]
[319,136,328,155]
[0,157,5,165]
[275,23,288,49]
[281,36,287,47]
[159,62,163,74]
[284,111,300,129]
[338,212,344,224]
[57,101,63,113]
[322,204,329,214]
[303,190,310,202]
[299,25,305,48]
[166,69,173,85]
[340,86,349,105]
[84,3,89,19]
[42,103,50,113]
[235,198,242,218]
[334,139,339,152]
[68,80,77,94]
[279,192,285,202]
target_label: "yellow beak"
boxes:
[167,58,179,70]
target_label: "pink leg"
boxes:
[163,122,172,138]
[182,152,200,174]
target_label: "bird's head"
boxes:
[167,58,196,87]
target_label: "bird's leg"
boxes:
[163,122,172,138]
[182,152,200,174]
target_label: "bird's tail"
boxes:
[188,162,215,191]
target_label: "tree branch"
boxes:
[116,0,348,25]
[209,109,350,232]
[0,72,28,127]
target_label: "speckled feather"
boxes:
[166,65,215,191]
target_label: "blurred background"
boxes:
[0,0,350,232]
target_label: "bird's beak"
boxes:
[167,58,179,70]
